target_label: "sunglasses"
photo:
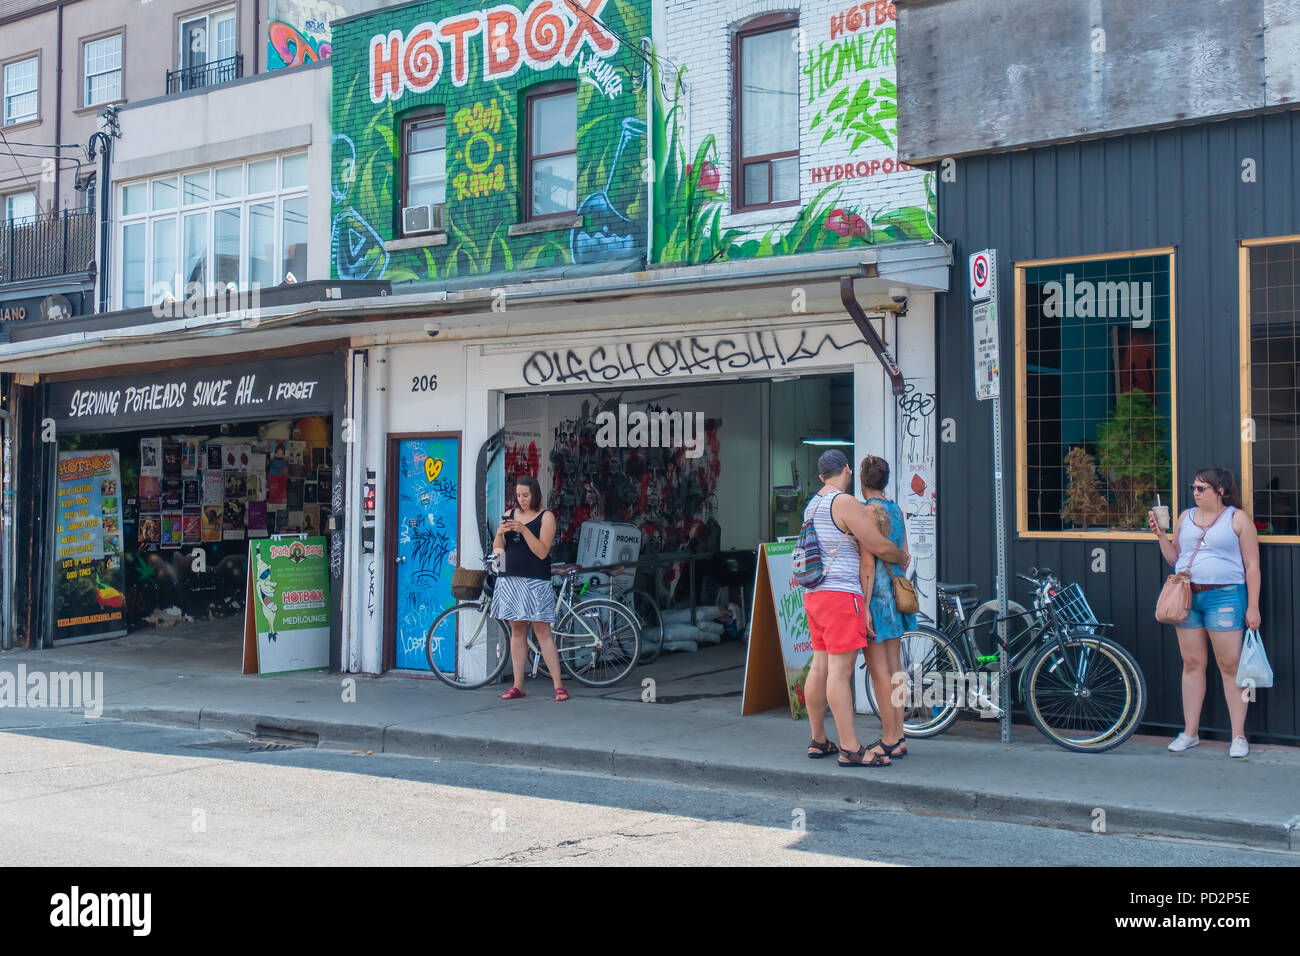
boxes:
[1190,483,1214,494]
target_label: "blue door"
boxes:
[391,436,459,670]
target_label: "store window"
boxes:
[117,152,308,308]
[1243,238,1300,538]
[84,33,123,107]
[4,56,37,126]
[526,84,576,219]
[1017,251,1175,535]
[733,13,799,212]
[400,110,446,233]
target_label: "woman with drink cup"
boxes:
[1148,467,1261,757]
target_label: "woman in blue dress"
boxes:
[860,455,917,759]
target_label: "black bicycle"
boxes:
[863,568,1147,753]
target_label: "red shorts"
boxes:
[804,589,869,655]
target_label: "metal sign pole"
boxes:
[993,394,1010,743]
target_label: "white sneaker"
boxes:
[1167,733,1200,752]
[1230,737,1249,758]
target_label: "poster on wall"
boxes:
[741,541,813,719]
[53,450,127,642]
[243,536,331,674]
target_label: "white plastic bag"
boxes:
[1236,628,1274,688]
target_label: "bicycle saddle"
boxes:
[937,581,978,594]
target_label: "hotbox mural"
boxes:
[329,0,651,281]
[652,0,933,264]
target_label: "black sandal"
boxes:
[807,738,840,759]
[882,737,908,759]
[838,741,890,768]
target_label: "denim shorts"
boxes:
[1180,583,1248,631]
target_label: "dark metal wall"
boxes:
[936,107,1300,742]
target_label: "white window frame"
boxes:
[116,152,309,310]
[3,55,38,126]
[179,5,236,70]
[4,190,36,224]
[84,33,123,108]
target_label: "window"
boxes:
[401,110,446,229]
[180,7,235,72]
[1242,238,1300,538]
[4,191,35,223]
[1016,251,1176,536]
[4,56,37,125]
[117,152,308,308]
[526,84,576,219]
[734,13,799,211]
[85,34,122,107]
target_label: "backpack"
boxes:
[792,493,847,589]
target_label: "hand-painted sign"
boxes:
[53,451,127,642]
[742,541,814,719]
[245,537,331,674]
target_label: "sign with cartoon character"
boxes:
[53,450,127,643]
[243,536,331,674]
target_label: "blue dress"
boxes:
[865,497,917,642]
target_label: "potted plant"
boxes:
[1095,389,1172,529]
[1060,447,1109,529]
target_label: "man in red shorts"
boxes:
[802,449,909,767]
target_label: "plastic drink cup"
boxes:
[1153,504,1170,531]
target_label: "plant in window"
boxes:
[1059,446,1109,530]
[1094,389,1171,529]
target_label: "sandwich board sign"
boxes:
[742,541,815,719]
[243,536,331,675]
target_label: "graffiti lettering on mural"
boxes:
[810,157,914,183]
[897,384,936,474]
[368,0,620,103]
[452,100,507,200]
[269,20,333,68]
[595,405,707,459]
[807,31,897,152]
[520,329,865,386]
[577,50,623,99]
[829,1,896,41]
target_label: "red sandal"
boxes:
[554,687,569,702]
[500,687,526,700]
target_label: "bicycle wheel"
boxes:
[1025,630,1147,753]
[967,599,1037,661]
[629,589,665,663]
[426,602,511,690]
[555,598,641,687]
[861,626,969,738]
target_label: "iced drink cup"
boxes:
[1152,504,1170,531]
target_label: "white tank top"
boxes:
[1175,506,1245,584]
[803,491,861,595]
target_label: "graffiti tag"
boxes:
[269,20,332,69]
[520,329,863,386]
[577,50,623,98]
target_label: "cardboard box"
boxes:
[576,521,641,588]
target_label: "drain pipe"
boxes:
[840,276,905,396]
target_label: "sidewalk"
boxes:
[4,625,1298,850]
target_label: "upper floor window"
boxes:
[733,13,799,212]
[84,34,123,107]
[4,191,35,224]
[526,83,576,219]
[401,110,446,233]
[178,6,236,89]
[3,56,37,126]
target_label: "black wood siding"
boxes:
[936,108,1300,742]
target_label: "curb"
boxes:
[100,705,1298,851]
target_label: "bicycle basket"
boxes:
[1052,582,1099,627]
[451,567,487,600]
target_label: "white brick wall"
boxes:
[660,0,930,245]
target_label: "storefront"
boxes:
[357,302,940,711]
[39,351,347,663]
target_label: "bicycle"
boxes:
[575,568,666,663]
[425,555,642,690]
[862,568,1147,753]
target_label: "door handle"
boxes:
[396,556,407,564]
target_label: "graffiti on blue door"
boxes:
[393,436,459,669]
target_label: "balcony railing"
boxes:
[165,53,243,95]
[0,210,96,285]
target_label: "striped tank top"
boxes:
[802,491,861,595]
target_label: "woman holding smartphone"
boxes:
[492,475,568,701]
[1149,467,1260,757]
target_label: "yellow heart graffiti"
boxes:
[424,457,443,482]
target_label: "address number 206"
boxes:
[411,375,438,392]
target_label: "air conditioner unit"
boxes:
[402,202,445,235]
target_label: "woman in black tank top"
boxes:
[491,475,568,701]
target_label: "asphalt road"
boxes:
[0,711,1295,867]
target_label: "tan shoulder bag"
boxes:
[1155,510,1224,625]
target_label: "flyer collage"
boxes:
[53,450,127,640]
[134,435,333,551]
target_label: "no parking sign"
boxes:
[969,249,995,301]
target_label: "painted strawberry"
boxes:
[911,473,926,495]
[685,161,721,192]
[824,208,869,238]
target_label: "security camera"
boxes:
[424,323,440,338]
[889,287,908,304]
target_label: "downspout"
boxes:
[253,0,260,76]
[54,4,63,211]
[841,276,904,396]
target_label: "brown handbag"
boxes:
[891,572,919,614]
[1155,510,1224,625]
